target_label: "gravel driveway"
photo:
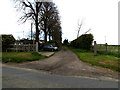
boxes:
[5,48,119,80]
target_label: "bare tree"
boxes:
[14,0,42,51]
[39,2,62,43]
[39,2,51,43]
[76,19,91,38]
[84,28,91,34]
[14,1,62,46]
[48,8,62,43]
[77,21,83,38]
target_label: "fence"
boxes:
[94,41,119,56]
[7,44,36,52]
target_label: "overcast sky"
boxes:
[0,0,119,45]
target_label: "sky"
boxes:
[0,0,119,45]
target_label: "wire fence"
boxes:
[94,41,119,57]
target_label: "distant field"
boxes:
[96,45,119,57]
[97,45,118,52]
[2,52,47,63]
[69,47,120,72]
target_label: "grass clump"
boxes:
[2,52,47,63]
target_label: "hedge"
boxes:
[70,34,93,50]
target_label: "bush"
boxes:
[2,35,15,52]
[71,34,93,50]
[63,39,68,45]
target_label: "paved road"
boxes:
[2,65,118,88]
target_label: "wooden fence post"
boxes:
[33,39,34,51]
[28,44,30,52]
[94,41,97,56]
[36,42,38,52]
[105,43,107,54]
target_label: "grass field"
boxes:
[69,47,120,72]
[2,52,47,63]
[97,45,118,51]
[96,45,119,57]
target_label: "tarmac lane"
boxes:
[2,65,119,88]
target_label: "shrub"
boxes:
[71,34,93,50]
[63,39,68,45]
[2,35,15,52]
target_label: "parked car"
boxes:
[42,44,58,51]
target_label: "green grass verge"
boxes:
[2,52,48,63]
[69,47,120,72]
[97,51,119,57]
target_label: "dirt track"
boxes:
[6,48,118,79]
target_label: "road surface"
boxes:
[2,65,118,88]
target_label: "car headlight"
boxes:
[54,47,58,49]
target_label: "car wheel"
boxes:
[51,49,54,51]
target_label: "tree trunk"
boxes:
[44,31,47,43]
[35,2,39,42]
[35,2,39,52]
